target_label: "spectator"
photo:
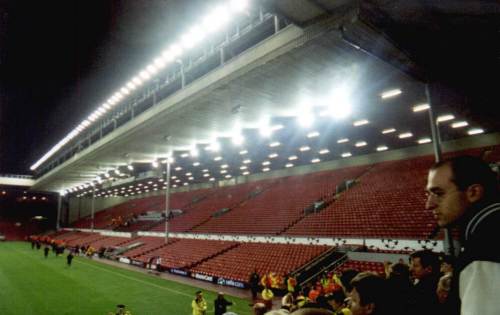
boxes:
[249,270,260,300]
[253,302,267,315]
[108,304,131,315]
[44,245,50,258]
[214,292,233,315]
[347,272,391,315]
[436,273,452,304]
[66,251,74,267]
[385,262,411,313]
[261,286,274,311]
[325,291,351,315]
[339,270,359,295]
[439,255,453,277]
[408,250,440,314]
[425,156,500,314]
[192,290,207,315]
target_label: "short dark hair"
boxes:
[350,272,390,314]
[340,269,359,293]
[431,155,498,200]
[410,250,440,274]
[325,290,346,303]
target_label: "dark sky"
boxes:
[0,0,210,174]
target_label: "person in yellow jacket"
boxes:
[261,286,274,311]
[191,291,207,315]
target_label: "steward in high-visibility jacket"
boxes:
[192,291,207,315]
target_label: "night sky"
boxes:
[0,0,209,174]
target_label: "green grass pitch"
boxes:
[0,242,252,315]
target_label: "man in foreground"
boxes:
[425,155,500,314]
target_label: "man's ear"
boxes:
[466,184,484,203]
[365,302,376,314]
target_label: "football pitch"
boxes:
[0,242,252,315]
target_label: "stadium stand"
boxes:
[191,242,330,282]
[192,166,367,235]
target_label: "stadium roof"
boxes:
[10,0,500,193]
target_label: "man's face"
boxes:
[348,288,372,315]
[426,164,468,227]
[410,257,430,280]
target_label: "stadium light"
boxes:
[285,163,294,168]
[243,159,251,164]
[376,146,388,152]
[268,153,278,158]
[418,138,432,144]
[299,146,310,152]
[319,149,329,155]
[380,89,402,99]
[382,128,396,134]
[353,119,369,127]
[341,152,352,158]
[311,158,320,163]
[242,171,250,175]
[337,138,349,144]
[355,141,367,147]
[452,121,468,128]
[468,128,484,135]
[307,131,320,138]
[399,132,413,139]
[436,114,455,123]
[412,103,430,112]
[288,155,298,160]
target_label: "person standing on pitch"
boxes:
[66,250,74,267]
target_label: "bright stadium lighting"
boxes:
[418,138,432,144]
[299,146,310,152]
[232,134,244,146]
[193,162,200,167]
[202,5,230,33]
[203,173,210,177]
[239,150,248,155]
[468,128,484,135]
[412,103,430,112]
[230,0,248,12]
[319,149,330,155]
[269,153,278,159]
[202,169,209,173]
[269,142,280,147]
[399,132,413,139]
[355,141,367,147]
[382,128,396,134]
[353,119,369,127]
[242,171,250,175]
[452,121,468,128]
[288,155,298,161]
[139,70,151,80]
[262,167,270,172]
[341,152,352,158]
[285,163,293,168]
[337,138,349,144]
[321,87,352,119]
[376,146,388,152]
[225,175,232,179]
[220,164,228,169]
[437,114,455,123]
[175,166,183,171]
[380,89,402,99]
[240,166,247,170]
[311,158,320,163]
[214,156,223,161]
[209,177,215,182]
[243,159,251,164]
[262,161,271,166]
[307,131,320,138]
